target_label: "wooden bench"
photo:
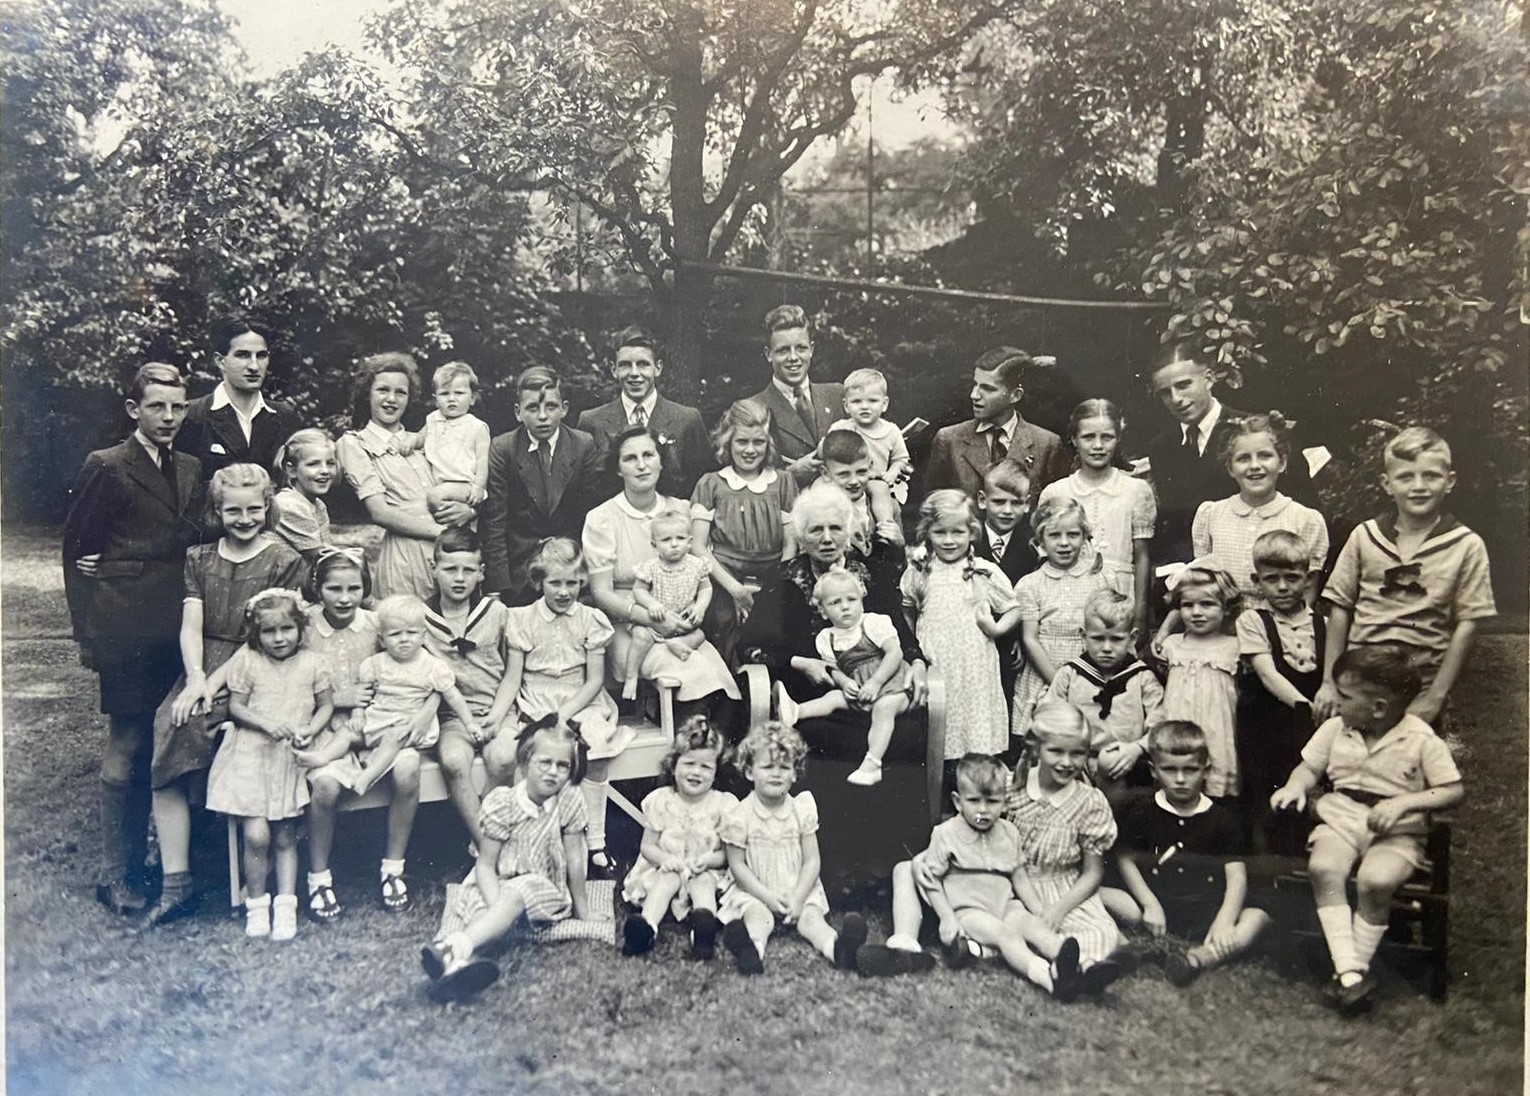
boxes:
[226,687,678,907]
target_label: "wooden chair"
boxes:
[226,683,679,907]
[1272,821,1452,1000]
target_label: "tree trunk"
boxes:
[663,1,711,391]
[1156,68,1208,211]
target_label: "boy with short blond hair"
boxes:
[1316,427,1494,725]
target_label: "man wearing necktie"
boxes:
[746,304,847,486]
[922,347,1070,504]
[577,326,712,498]
[63,363,205,916]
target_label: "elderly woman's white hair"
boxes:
[788,480,868,544]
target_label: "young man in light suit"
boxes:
[175,322,302,482]
[747,304,845,486]
[484,366,604,606]
[577,326,712,498]
[922,347,1070,504]
[63,363,205,916]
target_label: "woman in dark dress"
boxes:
[740,481,933,902]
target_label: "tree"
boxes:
[372,0,1027,391]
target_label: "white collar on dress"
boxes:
[1154,789,1214,817]
[716,466,779,493]
[309,607,374,639]
[513,781,555,818]
[1227,491,1291,519]
[1067,468,1123,497]
[1025,766,1084,807]
[613,492,674,520]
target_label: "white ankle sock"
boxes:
[380,858,405,880]
[307,870,332,891]
[582,780,609,852]
[1026,954,1053,990]
[1317,904,1358,975]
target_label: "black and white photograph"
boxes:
[1,0,1525,1092]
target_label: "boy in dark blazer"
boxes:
[175,322,302,481]
[63,363,205,915]
[484,366,604,605]
[972,459,1039,714]
[922,347,1070,504]
[746,304,845,486]
[577,326,711,498]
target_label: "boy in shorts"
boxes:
[1110,721,1269,987]
[1271,644,1464,1015]
[422,527,521,849]
[1317,427,1495,726]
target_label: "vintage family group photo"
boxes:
[2,0,1526,1093]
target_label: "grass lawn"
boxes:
[4,524,1524,1096]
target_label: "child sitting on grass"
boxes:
[717,722,868,975]
[1108,720,1270,987]
[775,567,914,786]
[908,754,1088,999]
[620,714,736,959]
[1271,644,1464,1016]
[421,717,591,1002]
[1316,427,1495,727]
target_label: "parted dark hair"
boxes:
[306,547,373,603]
[608,424,665,477]
[659,713,726,781]
[764,304,812,339]
[1148,720,1211,765]
[1334,644,1424,706]
[973,346,1031,389]
[127,362,186,402]
[211,319,267,355]
[515,714,589,786]
[433,526,481,559]
[954,753,1009,798]
[350,352,421,428]
[1147,341,1207,380]
[819,428,869,466]
[1066,398,1125,447]
[515,364,563,400]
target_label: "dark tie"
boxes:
[536,443,554,499]
[990,428,1007,466]
[794,386,817,441]
[631,404,647,429]
[1182,425,1200,458]
[158,447,178,500]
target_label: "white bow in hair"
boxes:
[1156,557,1219,592]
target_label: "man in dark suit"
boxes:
[63,362,205,916]
[484,366,604,605]
[746,304,845,486]
[923,347,1071,503]
[175,322,302,481]
[1142,344,1314,571]
[577,326,712,498]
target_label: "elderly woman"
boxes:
[740,480,931,901]
[583,424,741,706]
[335,353,474,599]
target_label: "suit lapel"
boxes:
[958,425,989,477]
[810,385,839,435]
[122,441,177,512]
[513,431,550,512]
[207,405,251,461]
[545,428,575,513]
[763,385,812,449]
[1006,426,1036,471]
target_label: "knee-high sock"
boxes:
[100,779,130,882]
[1317,904,1359,975]
[1351,915,1387,973]
[582,780,609,852]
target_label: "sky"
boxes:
[218,0,953,154]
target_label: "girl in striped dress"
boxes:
[1004,701,1127,990]
[420,718,590,1002]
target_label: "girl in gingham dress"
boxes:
[1190,412,1328,611]
[717,722,868,974]
[422,719,590,1002]
[1012,496,1111,739]
[1004,701,1127,982]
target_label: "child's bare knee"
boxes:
[392,749,421,785]
[310,776,342,808]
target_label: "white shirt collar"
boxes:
[1184,398,1224,453]
[975,413,1017,441]
[620,392,658,422]
[1154,789,1215,817]
[717,466,779,493]
[527,430,559,456]
[210,382,270,443]
[132,430,167,465]
[773,376,810,402]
